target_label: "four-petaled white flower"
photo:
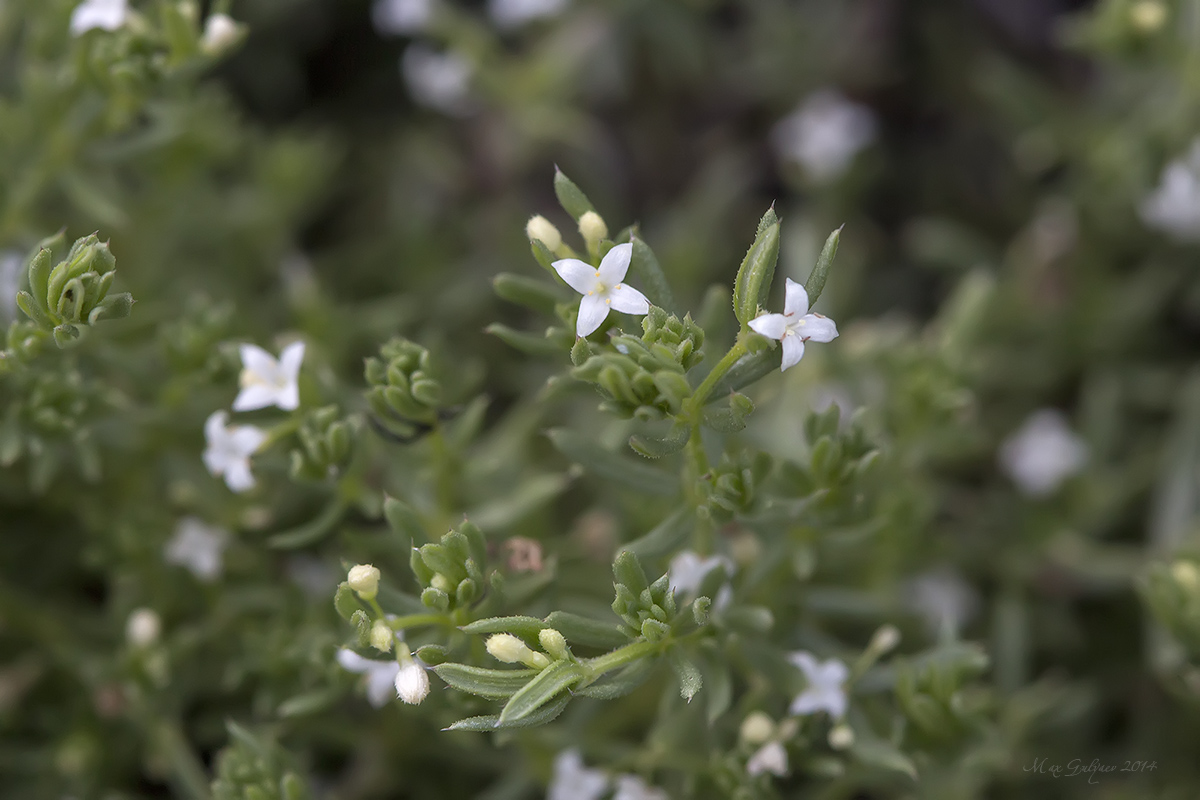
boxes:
[613,774,668,800]
[164,517,228,581]
[552,243,650,338]
[788,652,848,719]
[373,0,432,35]
[548,749,609,800]
[1140,138,1200,241]
[203,411,268,492]
[337,649,401,708]
[748,278,838,371]
[668,550,733,596]
[999,409,1087,497]
[746,740,789,777]
[70,0,128,35]
[402,45,473,116]
[772,90,876,183]
[234,342,305,412]
[488,0,567,29]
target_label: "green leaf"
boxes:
[433,664,539,699]
[803,226,842,307]
[15,291,52,327]
[277,690,339,718]
[668,649,703,702]
[629,237,677,313]
[612,549,650,597]
[333,582,364,621]
[88,291,133,323]
[460,615,548,642]
[704,350,777,403]
[444,694,571,731]
[267,500,345,549]
[553,168,596,221]
[576,658,657,699]
[493,273,564,314]
[629,425,689,459]
[850,739,918,780]
[547,429,679,496]
[621,507,694,562]
[383,496,425,546]
[732,208,781,327]
[701,392,755,432]
[467,472,571,531]
[695,643,732,723]
[497,661,586,727]
[486,323,570,357]
[543,611,630,648]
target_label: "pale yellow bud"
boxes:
[486,633,530,664]
[347,564,380,600]
[578,211,608,244]
[1130,1,1167,32]
[538,628,569,660]
[370,620,394,652]
[526,215,563,252]
[869,624,901,656]
[1172,560,1200,592]
[430,573,455,593]
[828,724,855,750]
[201,13,244,55]
[126,608,161,647]
[739,711,776,746]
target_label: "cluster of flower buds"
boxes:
[894,642,989,744]
[783,404,879,499]
[1140,560,1200,659]
[409,520,488,613]
[698,451,772,522]
[610,551,682,642]
[15,233,133,348]
[289,405,357,482]
[364,337,442,438]
[210,723,310,800]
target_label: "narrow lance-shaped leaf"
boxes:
[732,208,781,327]
[553,168,596,221]
[497,660,586,727]
[803,226,842,307]
[433,664,539,699]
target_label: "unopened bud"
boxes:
[430,572,455,593]
[739,711,776,746]
[1172,560,1200,592]
[370,620,394,652]
[828,724,855,750]
[538,627,569,659]
[347,564,380,600]
[201,13,244,55]
[869,624,901,656]
[485,633,551,669]
[126,608,161,647]
[394,645,430,704]
[578,211,608,244]
[1130,1,1167,32]
[526,215,563,252]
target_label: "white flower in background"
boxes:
[553,243,650,338]
[772,90,875,182]
[613,774,668,800]
[373,0,432,35]
[233,342,305,412]
[70,0,127,35]
[746,740,789,777]
[668,550,733,595]
[202,411,267,492]
[906,568,978,637]
[1140,140,1200,241]
[548,750,609,800]
[488,0,567,29]
[337,649,401,708]
[164,517,228,581]
[0,250,21,324]
[402,45,472,116]
[748,278,839,371]
[200,13,243,55]
[125,608,161,647]
[788,652,848,719]
[999,409,1087,496]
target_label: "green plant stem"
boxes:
[385,612,455,631]
[686,338,749,415]
[585,640,660,676]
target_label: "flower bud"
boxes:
[578,211,608,245]
[739,711,776,746]
[126,608,161,647]
[201,13,244,55]
[1129,1,1167,32]
[526,215,563,252]
[868,624,901,656]
[370,620,394,653]
[395,645,430,704]
[538,627,569,660]
[347,564,381,600]
[828,724,855,750]
[485,633,551,669]
[1172,560,1200,592]
[430,572,455,593]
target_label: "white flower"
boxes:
[164,517,228,581]
[668,550,733,596]
[999,409,1087,496]
[202,411,267,492]
[772,90,875,182]
[402,45,472,116]
[70,0,127,35]
[788,652,848,719]
[1140,139,1200,241]
[548,749,609,800]
[126,608,161,647]
[233,342,305,412]
[0,250,21,324]
[613,774,667,800]
[552,243,650,338]
[906,569,978,637]
[394,658,431,704]
[200,13,243,55]
[488,0,567,29]
[373,0,432,34]
[337,649,401,708]
[748,278,839,371]
[746,740,789,777]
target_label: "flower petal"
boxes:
[553,258,600,295]
[796,314,838,343]
[788,651,820,679]
[822,687,848,719]
[232,384,279,412]
[788,688,824,716]
[279,341,306,382]
[819,658,849,685]
[229,425,268,456]
[368,661,402,708]
[784,278,809,317]
[575,294,610,338]
[223,460,256,492]
[205,410,229,443]
[337,648,371,673]
[239,343,279,378]
[746,741,789,777]
[607,283,650,316]
[597,242,633,284]
[780,335,805,371]
[748,313,789,340]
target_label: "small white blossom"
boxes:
[788,652,848,719]
[906,568,978,637]
[126,608,161,647]
[233,342,305,412]
[1140,139,1200,241]
[613,774,667,800]
[999,409,1087,496]
[489,0,567,29]
[373,0,432,34]
[394,655,430,704]
[402,45,472,116]
[200,13,243,55]
[70,0,127,35]
[772,90,875,182]
[552,243,650,338]
[0,250,21,324]
[548,749,609,800]
[668,550,733,596]
[748,278,839,371]
[164,517,228,581]
[746,740,789,777]
[337,649,401,708]
[202,411,267,492]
